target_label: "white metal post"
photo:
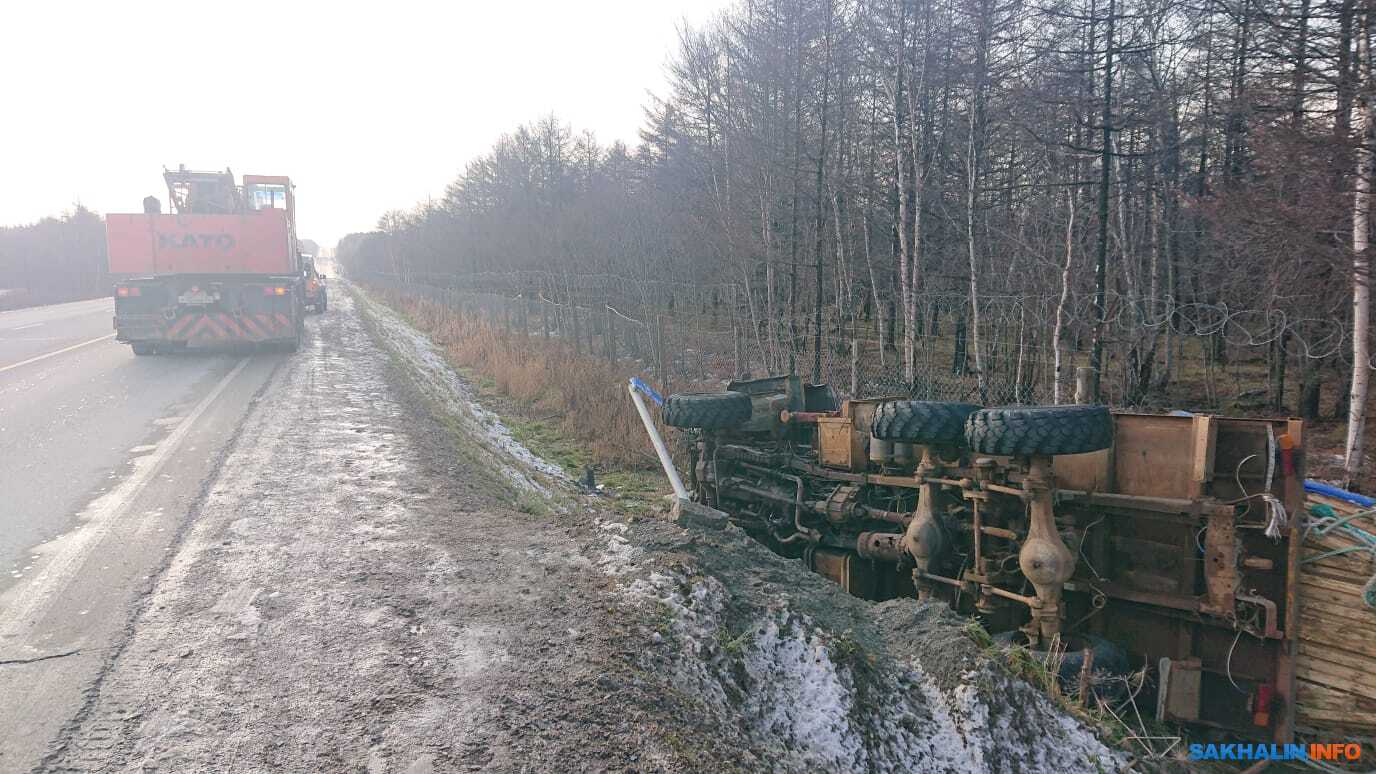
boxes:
[627,382,689,500]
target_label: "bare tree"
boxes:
[1347,1,1374,488]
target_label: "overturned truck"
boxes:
[662,376,1316,742]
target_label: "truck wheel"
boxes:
[871,401,982,445]
[663,391,751,430]
[130,342,156,356]
[965,405,1113,456]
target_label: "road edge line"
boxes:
[0,356,251,640]
[0,334,117,374]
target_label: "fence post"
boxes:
[729,283,742,380]
[851,337,859,398]
[573,305,583,355]
[542,300,550,341]
[605,306,616,364]
[733,322,743,381]
[1074,367,1094,404]
[656,314,667,393]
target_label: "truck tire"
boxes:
[130,342,156,356]
[663,391,751,430]
[871,401,982,445]
[965,405,1113,456]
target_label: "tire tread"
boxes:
[964,405,1113,456]
[871,401,982,445]
[663,391,752,429]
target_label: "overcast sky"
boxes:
[1,0,727,249]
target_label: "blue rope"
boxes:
[1304,502,1376,608]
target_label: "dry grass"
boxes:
[370,284,1376,492]
[375,288,660,472]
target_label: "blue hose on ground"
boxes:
[1304,479,1376,508]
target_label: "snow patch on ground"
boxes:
[596,519,639,576]
[617,560,1123,773]
[351,285,567,496]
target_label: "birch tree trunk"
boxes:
[1346,3,1374,489]
[763,196,778,371]
[1054,192,1077,404]
[811,0,834,384]
[907,57,926,395]
[862,90,886,367]
[863,206,885,368]
[965,0,990,401]
[966,110,986,400]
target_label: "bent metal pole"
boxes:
[627,380,689,500]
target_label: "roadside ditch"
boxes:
[352,282,1132,772]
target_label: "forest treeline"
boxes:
[0,206,108,310]
[338,0,1376,484]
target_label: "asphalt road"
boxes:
[0,297,288,770]
[0,297,114,370]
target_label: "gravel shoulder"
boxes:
[44,284,1126,773]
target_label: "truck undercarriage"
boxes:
[664,375,1308,742]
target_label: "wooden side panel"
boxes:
[818,418,864,472]
[1054,448,1113,492]
[1110,414,1199,498]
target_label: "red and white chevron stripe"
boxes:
[162,313,292,343]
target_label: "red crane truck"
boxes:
[106,167,306,355]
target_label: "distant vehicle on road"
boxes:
[106,167,307,355]
[302,255,328,314]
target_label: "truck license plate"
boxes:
[178,289,216,305]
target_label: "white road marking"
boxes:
[10,323,42,331]
[0,334,116,375]
[0,297,111,319]
[0,357,251,642]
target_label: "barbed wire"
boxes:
[352,270,1373,410]
[379,269,1355,361]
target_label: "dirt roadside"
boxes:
[41,285,1125,772]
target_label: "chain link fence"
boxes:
[356,271,1184,409]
